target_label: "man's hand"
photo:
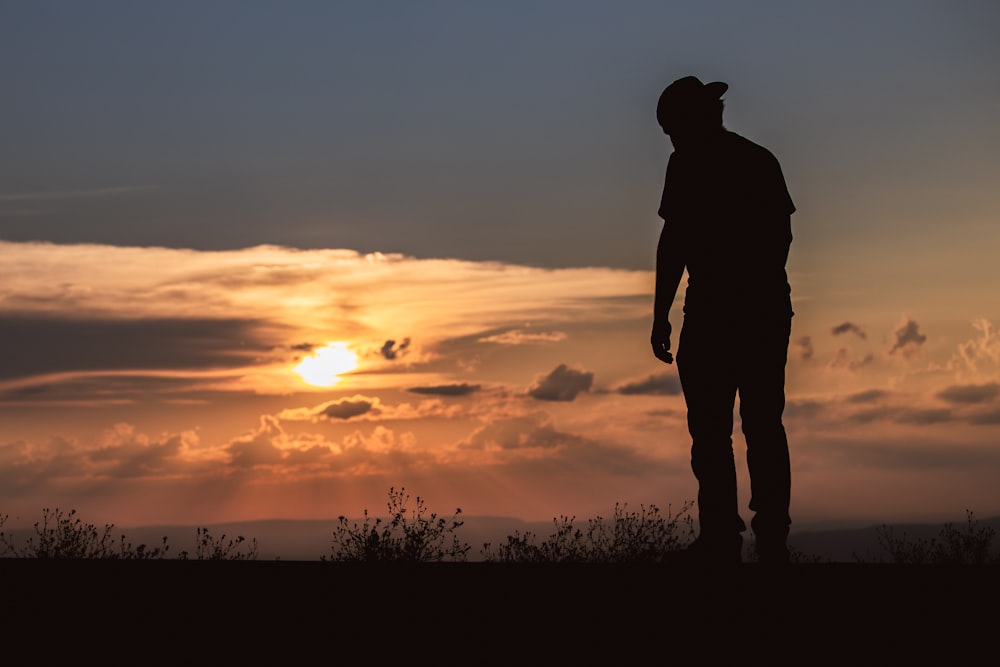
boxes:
[651,320,674,364]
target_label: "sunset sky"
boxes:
[2,1,999,533]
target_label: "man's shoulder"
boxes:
[722,131,779,164]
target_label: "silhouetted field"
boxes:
[2,559,995,665]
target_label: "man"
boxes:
[651,76,795,565]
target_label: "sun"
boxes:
[293,342,359,387]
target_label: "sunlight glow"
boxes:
[293,342,358,387]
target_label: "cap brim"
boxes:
[705,81,728,98]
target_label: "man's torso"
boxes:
[659,130,795,318]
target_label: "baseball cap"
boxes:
[656,76,728,127]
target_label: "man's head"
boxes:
[656,76,727,150]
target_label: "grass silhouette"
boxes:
[481,501,695,563]
[2,488,998,564]
[873,510,999,565]
[0,507,258,560]
[324,486,470,562]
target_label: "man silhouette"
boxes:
[651,76,794,565]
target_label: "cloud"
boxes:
[828,348,874,372]
[453,411,679,479]
[842,404,954,426]
[0,422,209,488]
[477,329,568,345]
[889,316,927,358]
[783,399,826,420]
[0,185,158,202]
[277,395,467,423]
[0,241,654,401]
[968,409,1000,425]
[320,398,379,420]
[845,406,897,424]
[0,242,651,334]
[951,319,1000,375]
[644,408,683,419]
[0,373,203,406]
[408,383,481,396]
[339,425,420,458]
[798,430,1000,471]
[277,395,381,421]
[459,413,582,451]
[786,389,962,427]
[225,415,422,472]
[794,336,814,363]
[831,322,867,339]
[935,382,1000,405]
[87,423,194,478]
[0,316,271,382]
[455,412,668,473]
[615,373,682,396]
[226,416,290,468]
[527,364,594,401]
[380,338,411,360]
[894,407,954,425]
[847,389,890,404]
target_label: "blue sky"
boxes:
[4,1,997,268]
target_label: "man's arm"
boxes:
[651,223,685,364]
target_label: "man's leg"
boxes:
[677,319,744,561]
[738,317,792,562]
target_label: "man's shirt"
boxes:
[658,130,795,319]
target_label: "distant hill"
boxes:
[789,515,1000,563]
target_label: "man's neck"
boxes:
[671,126,726,154]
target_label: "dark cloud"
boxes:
[0,314,273,381]
[831,322,867,339]
[846,405,955,426]
[408,383,481,397]
[846,406,896,424]
[783,399,826,420]
[968,409,1000,425]
[935,382,1000,405]
[380,338,411,360]
[456,413,679,476]
[615,373,682,396]
[828,348,874,371]
[0,374,200,404]
[847,389,890,404]
[645,408,682,418]
[895,408,954,425]
[320,398,377,420]
[527,364,593,402]
[889,317,927,357]
[460,414,581,451]
[801,432,1000,470]
[794,336,814,362]
[89,432,186,478]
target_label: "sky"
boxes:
[2,1,999,533]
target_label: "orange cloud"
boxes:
[0,241,652,399]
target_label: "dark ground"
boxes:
[1,560,996,665]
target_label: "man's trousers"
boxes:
[676,313,792,547]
